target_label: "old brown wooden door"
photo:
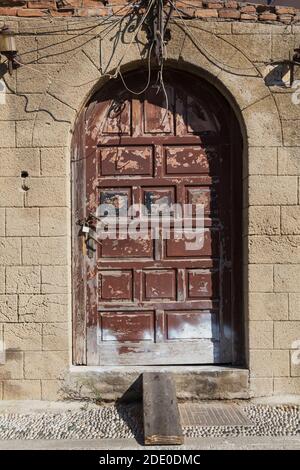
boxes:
[72,70,243,366]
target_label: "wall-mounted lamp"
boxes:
[0,26,20,75]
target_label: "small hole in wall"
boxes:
[21,170,30,191]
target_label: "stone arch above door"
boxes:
[29,25,282,151]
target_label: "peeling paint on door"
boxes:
[72,70,243,366]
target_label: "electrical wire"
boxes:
[19,4,135,59]
[32,18,124,62]
[156,0,170,125]
[157,60,170,125]
[19,20,117,36]
[9,15,125,87]
[3,0,262,78]
[168,3,259,76]
[181,19,268,75]
[2,0,270,128]
[9,2,153,89]
[12,19,124,87]
[118,0,170,121]
[12,58,98,88]
[9,2,136,34]
[13,17,151,91]
[118,40,154,95]
[109,0,155,80]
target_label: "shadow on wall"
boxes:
[264,63,291,87]
[0,64,8,97]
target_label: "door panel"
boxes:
[165,146,215,175]
[100,146,153,176]
[74,70,243,366]
[100,312,154,342]
[166,311,218,340]
[98,270,133,301]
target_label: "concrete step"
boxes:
[65,366,249,402]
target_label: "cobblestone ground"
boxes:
[0,404,299,440]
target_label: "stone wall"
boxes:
[0,4,300,400]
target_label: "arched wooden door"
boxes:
[72,69,243,366]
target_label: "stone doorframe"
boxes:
[27,24,283,378]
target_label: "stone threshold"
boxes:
[70,365,246,373]
[66,365,250,401]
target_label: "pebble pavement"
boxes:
[0,404,298,440]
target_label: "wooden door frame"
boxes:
[72,108,87,365]
[71,68,244,366]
